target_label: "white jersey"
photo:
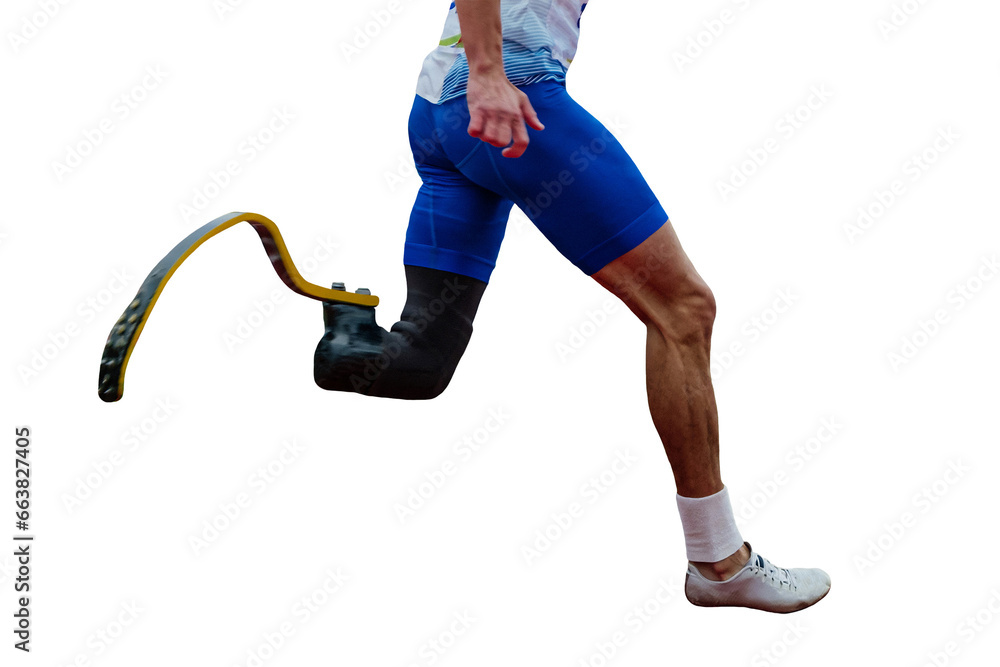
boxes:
[416,0,589,105]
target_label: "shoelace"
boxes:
[749,554,797,591]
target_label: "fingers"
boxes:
[466,88,545,158]
[467,109,486,139]
[480,117,513,149]
[502,95,542,158]
[521,96,545,131]
[468,107,510,147]
[502,119,529,159]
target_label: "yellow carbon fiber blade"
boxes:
[98,211,378,402]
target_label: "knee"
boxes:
[314,332,459,400]
[647,279,716,345]
[367,322,469,400]
[693,285,717,331]
[313,285,476,400]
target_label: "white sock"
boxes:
[675,486,744,562]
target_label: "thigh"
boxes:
[440,81,669,276]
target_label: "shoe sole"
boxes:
[684,572,831,613]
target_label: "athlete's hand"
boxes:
[466,72,544,158]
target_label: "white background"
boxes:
[3,0,999,665]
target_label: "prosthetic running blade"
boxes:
[98,211,379,403]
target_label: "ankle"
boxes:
[691,543,750,581]
[676,486,744,570]
[692,562,735,582]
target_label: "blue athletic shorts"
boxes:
[404,80,668,283]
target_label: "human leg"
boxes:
[447,80,829,610]
[313,264,487,399]
[313,94,513,399]
[591,218,830,610]
[589,223,749,576]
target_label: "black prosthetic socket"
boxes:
[313,265,487,399]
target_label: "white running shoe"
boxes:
[684,542,831,613]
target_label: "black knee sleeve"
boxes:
[313,266,487,399]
